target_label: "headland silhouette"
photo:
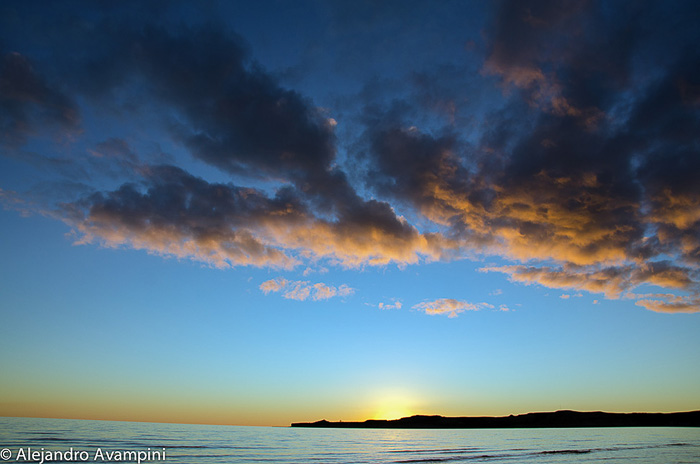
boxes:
[291,410,700,428]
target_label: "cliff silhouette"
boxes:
[291,410,700,428]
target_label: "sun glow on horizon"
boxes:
[371,390,419,420]
[374,407,412,420]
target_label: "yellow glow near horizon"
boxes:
[374,406,412,420]
[371,390,419,420]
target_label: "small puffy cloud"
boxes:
[377,301,403,310]
[284,281,311,301]
[311,282,353,300]
[259,278,288,294]
[259,277,354,301]
[413,298,493,318]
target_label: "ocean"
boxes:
[1,417,698,463]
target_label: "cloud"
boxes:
[0,51,80,149]
[259,278,289,294]
[302,267,328,276]
[364,120,643,267]
[482,0,597,122]
[63,163,448,269]
[359,1,700,313]
[3,1,700,314]
[377,301,402,310]
[63,165,304,269]
[481,263,700,312]
[259,277,354,301]
[12,21,446,270]
[634,296,700,314]
[413,298,493,318]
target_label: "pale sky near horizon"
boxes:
[1,0,700,426]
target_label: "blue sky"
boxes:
[1,0,699,426]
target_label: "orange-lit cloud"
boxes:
[634,296,700,314]
[481,264,700,312]
[62,165,448,270]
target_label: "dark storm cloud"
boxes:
[99,24,439,265]
[77,19,433,257]
[42,20,338,186]
[112,23,414,242]
[65,164,305,269]
[66,164,442,268]
[0,50,79,148]
[1,4,337,187]
[361,0,700,310]
[85,138,173,180]
[128,27,336,184]
[0,3,442,268]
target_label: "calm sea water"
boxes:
[1,417,698,463]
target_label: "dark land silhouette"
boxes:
[291,410,700,428]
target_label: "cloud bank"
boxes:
[1,1,699,312]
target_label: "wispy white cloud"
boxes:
[413,298,493,318]
[377,301,403,310]
[259,277,354,301]
[259,278,289,294]
[302,266,329,276]
[559,293,582,299]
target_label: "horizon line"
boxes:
[4,408,700,428]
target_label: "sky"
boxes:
[1,0,699,427]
